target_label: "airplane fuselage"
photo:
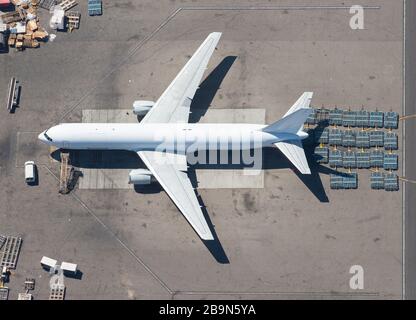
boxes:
[39,123,308,152]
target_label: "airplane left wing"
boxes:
[137,151,214,240]
[141,32,222,124]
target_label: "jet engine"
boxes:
[128,169,154,185]
[133,100,155,116]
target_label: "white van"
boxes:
[24,161,36,184]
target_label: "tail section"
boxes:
[264,92,314,175]
[263,92,313,134]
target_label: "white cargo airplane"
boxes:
[38,32,313,241]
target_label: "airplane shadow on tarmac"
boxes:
[49,57,335,263]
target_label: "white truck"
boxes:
[24,161,36,184]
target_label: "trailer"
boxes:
[6,77,19,112]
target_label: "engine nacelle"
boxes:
[128,169,154,185]
[133,100,154,116]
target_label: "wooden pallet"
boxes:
[0,237,22,269]
[18,293,33,300]
[66,11,80,31]
[59,0,77,11]
[0,11,22,24]
[24,278,35,291]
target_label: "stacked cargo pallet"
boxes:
[307,107,400,191]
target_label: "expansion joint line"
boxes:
[42,165,174,295]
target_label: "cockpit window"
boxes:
[44,132,53,142]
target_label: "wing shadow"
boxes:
[187,168,230,264]
[189,56,237,123]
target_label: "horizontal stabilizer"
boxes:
[263,92,313,134]
[274,139,311,175]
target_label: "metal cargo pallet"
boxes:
[356,152,371,169]
[343,172,358,189]
[314,146,329,164]
[88,0,102,16]
[343,151,357,169]
[342,110,357,127]
[329,149,343,168]
[330,174,343,189]
[342,130,356,148]
[385,173,399,191]
[305,108,316,125]
[329,108,343,126]
[384,112,399,130]
[314,127,329,144]
[356,110,370,127]
[384,132,398,150]
[330,172,358,189]
[315,108,330,125]
[383,153,399,171]
[329,129,343,146]
[356,131,370,148]
[369,111,384,128]
[371,172,385,189]
[0,236,22,269]
[370,130,384,148]
[370,150,384,168]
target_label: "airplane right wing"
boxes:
[274,139,311,175]
[137,150,214,240]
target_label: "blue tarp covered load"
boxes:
[356,131,370,148]
[330,172,358,189]
[385,173,399,191]
[315,108,330,125]
[384,112,399,130]
[314,127,329,144]
[369,111,384,128]
[342,130,356,148]
[305,108,317,125]
[370,130,384,148]
[88,0,102,16]
[329,149,343,168]
[356,110,370,128]
[329,108,343,126]
[329,129,343,146]
[343,151,357,169]
[383,153,399,171]
[342,110,357,127]
[370,150,384,168]
[384,132,398,150]
[314,147,329,164]
[356,152,371,169]
[370,172,385,190]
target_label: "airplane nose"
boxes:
[38,131,47,143]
